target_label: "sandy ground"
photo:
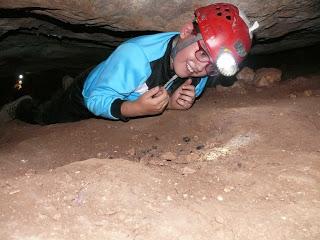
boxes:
[0,75,320,240]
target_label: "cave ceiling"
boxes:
[0,0,320,79]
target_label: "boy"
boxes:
[1,3,258,125]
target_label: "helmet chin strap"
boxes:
[171,34,203,59]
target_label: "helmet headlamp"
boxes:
[216,51,238,76]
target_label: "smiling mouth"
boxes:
[186,63,194,73]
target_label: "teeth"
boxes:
[187,63,194,73]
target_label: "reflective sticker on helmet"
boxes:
[234,40,247,57]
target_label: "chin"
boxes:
[174,70,189,78]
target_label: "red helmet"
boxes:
[195,3,253,76]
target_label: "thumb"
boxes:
[184,78,193,85]
[144,86,160,98]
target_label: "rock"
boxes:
[182,136,191,143]
[236,67,255,85]
[126,148,136,156]
[215,82,247,94]
[196,144,205,150]
[304,90,313,97]
[1,1,320,55]
[254,68,282,88]
[289,93,297,99]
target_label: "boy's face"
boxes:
[172,36,209,78]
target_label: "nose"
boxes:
[195,60,209,72]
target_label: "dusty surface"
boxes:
[0,75,320,240]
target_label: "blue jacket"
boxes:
[82,32,208,120]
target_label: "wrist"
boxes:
[121,100,143,117]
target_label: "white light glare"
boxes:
[216,52,238,76]
[18,74,24,79]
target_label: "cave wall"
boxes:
[1,0,320,54]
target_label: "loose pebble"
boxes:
[304,90,312,97]
[223,186,234,193]
[182,166,196,175]
[217,195,224,201]
[183,137,191,143]
[289,93,297,99]
[9,190,20,195]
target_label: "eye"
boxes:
[198,50,207,57]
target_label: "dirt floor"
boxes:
[0,75,320,240]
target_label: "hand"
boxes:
[121,86,169,117]
[168,79,196,110]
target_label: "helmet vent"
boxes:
[225,9,230,12]
[226,15,231,20]
[217,12,222,16]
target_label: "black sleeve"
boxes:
[110,99,129,122]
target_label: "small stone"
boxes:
[215,216,224,224]
[182,166,196,175]
[183,137,191,143]
[166,196,173,201]
[289,93,297,99]
[25,169,36,177]
[236,66,255,84]
[196,144,205,150]
[217,195,224,201]
[9,189,20,195]
[304,90,312,97]
[127,148,135,156]
[183,194,188,199]
[223,186,234,193]
[52,213,61,221]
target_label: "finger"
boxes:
[150,91,169,109]
[178,94,194,103]
[179,89,196,99]
[181,84,195,91]
[153,88,169,101]
[153,88,163,98]
[144,86,160,98]
[177,98,191,109]
[158,94,170,108]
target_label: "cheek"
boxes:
[172,59,187,77]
